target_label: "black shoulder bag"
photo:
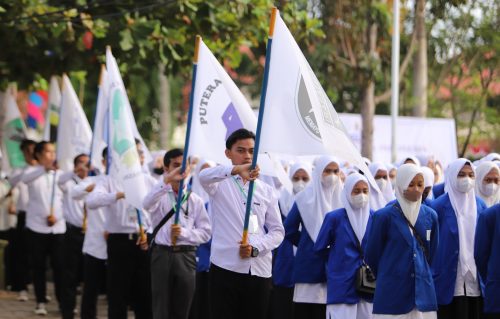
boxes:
[351,228,376,296]
[393,204,430,262]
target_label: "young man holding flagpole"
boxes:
[198,128,284,319]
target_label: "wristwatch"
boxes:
[251,246,259,258]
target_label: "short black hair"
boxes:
[73,153,89,166]
[163,148,184,167]
[225,128,255,150]
[102,147,108,160]
[134,138,141,145]
[33,141,51,160]
[20,139,36,152]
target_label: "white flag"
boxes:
[260,12,382,194]
[90,66,109,173]
[43,76,61,142]
[188,39,257,165]
[106,48,147,209]
[1,87,27,171]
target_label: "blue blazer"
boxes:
[273,212,295,288]
[365,203,439,314]
[474,203,500,314]
[430,193,487,305]
[314,208,374,305]
[432,183,445,199]
[284,203,327,284]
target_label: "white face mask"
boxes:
[321,174,339,188]
[376,178,387,191]
[483,183,499,197]
[292,180,307,194]
[457,177,475,193]
[351,193,369,209]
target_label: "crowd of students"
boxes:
[0,128,499,319]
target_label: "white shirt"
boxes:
[143,180,211,246]
[73,175,107,260]
[0,179,18,231]
[454,260,481,297]
[199,165,284,278]
[86,175,150,234]
[22,166,66,234]
[9,168,29,212]
[58,171,84,228]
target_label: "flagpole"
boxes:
[105,47,112,176]
[172,35,201,244]
[88,64,106,174]
[241,7,278,245]
[390,0,400,163]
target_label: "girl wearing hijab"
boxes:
[284,156,343,319]
[421,167,435,205]
[474,161,499,207]
[271,162,312,319]
[430,158,488,319]
[314,173,374,319]
[369,163,396,210]
[365,164,439,319]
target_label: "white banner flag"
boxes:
[56,75,93,172]
[43,76,61,142]
[1,87,27,171]
[90,66,109,173]
[106,48,147,209]
[259,12,382,196]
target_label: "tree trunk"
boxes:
[412,0,428,117]
[361,79,376,158]
[158,63,171,150]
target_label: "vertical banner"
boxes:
[43,76,61,142]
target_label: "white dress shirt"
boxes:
[0,179,18,231]
[199,165,284,278]
[143,180,211,246]
[9,168,30,212]
[73,175,107,260]
[58,171,85,228]
[86,175,150,234]
[454,259,481,297]
[22,166,66,234]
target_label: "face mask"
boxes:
[153,167,164,175]
[292,181,307,194]
[404,189,422,202]
[321,174,339,188]
[376,178,387,191]
[483,183,498,197]
[351,194,369,209]
[457,177,475,193]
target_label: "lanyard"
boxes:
[231,177,255,213]
[168,190,190,214]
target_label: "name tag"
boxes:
[127,207,137,223]
[426,229,431,241]
[248,214,259,234]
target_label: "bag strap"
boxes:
[393,204,430,262]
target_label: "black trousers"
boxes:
[150,246,197,319]
[294,302,326,319]
[268,286,294,319]
[81,254,107,319]
[107,233,152,319]
[0,230,13,289]
[28,229,64,304]
[189,271,211,319]
[10,211,29,291]
[437,296,483,319]
[61,223,85,319]
[209,264,271,319]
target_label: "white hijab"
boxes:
[343,173,371,242]
[445,158,478,279]
[482,152,500,163]
[421,166,435,200]
[475,161,500,207]
[400,156,421,167]
[278,162,312,217]
[369,162,396,205]
[190,159,215,204]
[295,156,343,242]
[394,164,423,226]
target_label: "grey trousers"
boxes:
[151,246,197,319]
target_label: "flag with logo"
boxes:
[1,87,26,170]
[105,47,147,209]
[259,10,381,194]
[56,74,93,171]
[43,76,61,142]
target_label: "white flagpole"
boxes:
[390,0,400,163]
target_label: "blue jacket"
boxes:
[430,193,487,305]
[196,240,211,272]
[273,212,295,287]
[474,203,500,314]
[365,203,439,314]
[314,208,374,304]
[432,183,445,199]
[284,203,328,284]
